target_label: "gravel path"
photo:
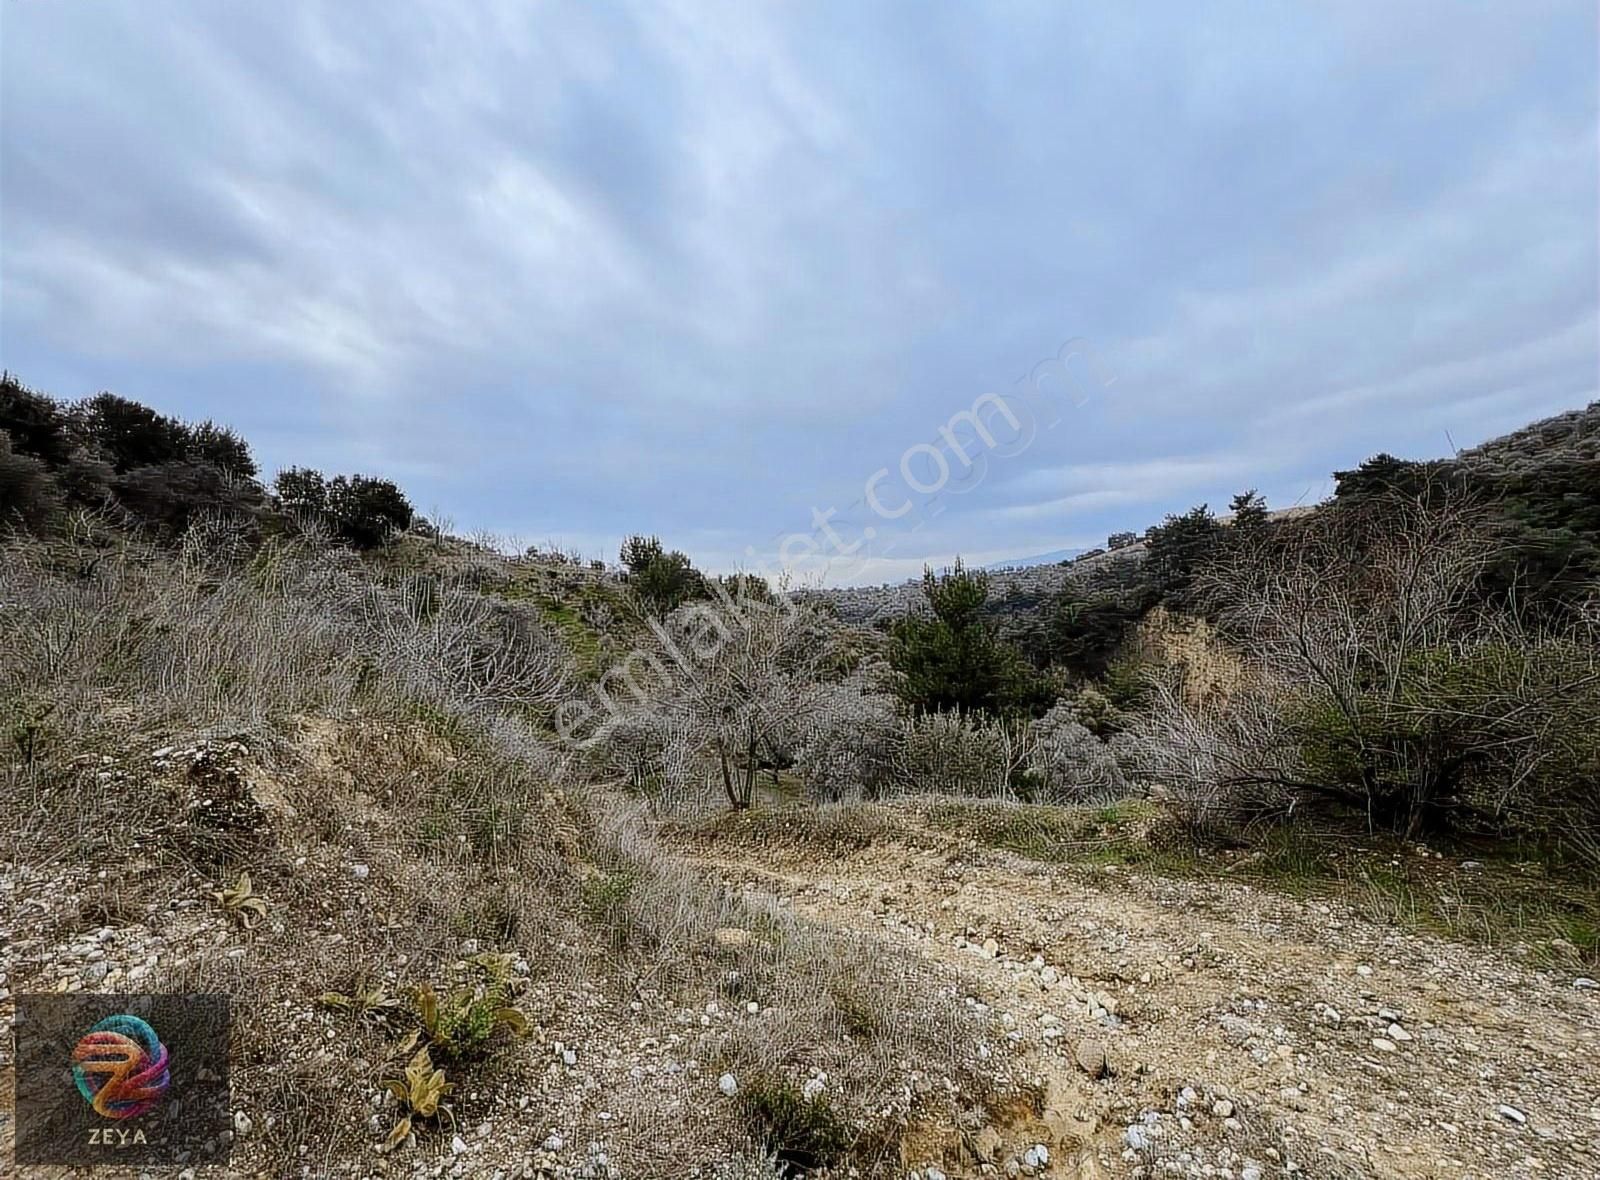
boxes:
[685,821,1600,1180]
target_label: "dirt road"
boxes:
[681,815,1600,1179]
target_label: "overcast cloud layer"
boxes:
[3,1,1595,584]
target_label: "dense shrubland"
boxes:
[0,374,414,547]
[6,380,1597,860]
[1122,487,1600,852]
[832,411,1598,867]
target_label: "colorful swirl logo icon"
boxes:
[71,1015,171,1119]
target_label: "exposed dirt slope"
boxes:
[674,813,1600,1180]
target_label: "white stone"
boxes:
[1497,1105,1527,1124]
[1371,1038,1397,1053]
[451,1135,469,1155]
[718,1073,738,1096]
[1387,1023,1413,1042]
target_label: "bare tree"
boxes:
[653,598,833,810]
[1131,490,1600,839]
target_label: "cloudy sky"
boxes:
[3,2,1595,585]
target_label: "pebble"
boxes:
[351,864,369,879]
[450,1135,469,1155]
[1498,1105,1527,1124]
[1074,1038,1109,1079]
[1387,1023,1413,1042]
[1371,1037,1397,1053]
[718,1073,738,1097]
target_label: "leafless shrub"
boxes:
[1124,491,1600,842]
[791,682,902,803]
[360,577,568,709]
[882,711,1015,798]
[1120,673,1302,832]
[1024,701,1129,802]
[583,598,840,811]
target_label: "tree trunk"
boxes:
[716,737,745,810]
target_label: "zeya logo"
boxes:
[71,1014,171,1120]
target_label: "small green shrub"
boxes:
[211,871,269,928]
[3,692,55,765]
[736,1077,853,1172]
[317,980,402,1026]
[406,960,529,1064]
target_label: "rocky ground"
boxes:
[674,813,1600,1180]
[1,736,988,1180]
[5,738,1597,1178]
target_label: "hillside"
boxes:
[819,401,1600,636]
[3,385,1599,1179]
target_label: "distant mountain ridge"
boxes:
[813,401,1599,627]
[982,547,1088,571]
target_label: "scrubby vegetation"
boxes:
[0,380,1012,1175]
[0,373,415,547]
[3,381,1597,1176]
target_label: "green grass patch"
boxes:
[483,572,623,679]
[931,799,1599,965]
[920,798,1200,871]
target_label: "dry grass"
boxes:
[0,523,1003,1173]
